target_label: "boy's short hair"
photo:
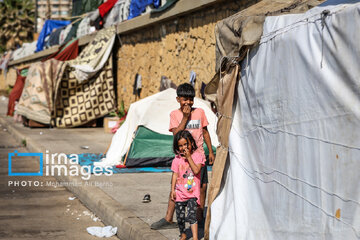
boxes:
[176,83,195,98]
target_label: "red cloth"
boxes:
[116,164,126,168]
[42,39,79,62]
[7,69,26,116]
[98,0,118,17]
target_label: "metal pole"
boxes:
[35,0,38,32]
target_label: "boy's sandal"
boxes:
[150,218,178,230]
[142,193,151,203]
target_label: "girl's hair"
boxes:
[173,130,198,155]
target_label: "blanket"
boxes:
[69,26,116,83]
[53,55,115,128]
[17,59,68,124]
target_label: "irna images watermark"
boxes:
[8,150,113,180]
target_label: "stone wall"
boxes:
[116,0,258,109]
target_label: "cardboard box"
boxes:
[103,116,119,133]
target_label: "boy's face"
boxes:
[177,96,194,111]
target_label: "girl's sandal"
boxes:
[142,193,151,203]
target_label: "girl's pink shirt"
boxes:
[171,151,205,205]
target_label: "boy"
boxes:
[151,83,215,229]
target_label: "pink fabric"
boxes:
[169,108,209,154]
[171,151,205,205]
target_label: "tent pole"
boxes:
[123,126,139,166]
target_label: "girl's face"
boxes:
[178,137,192,155]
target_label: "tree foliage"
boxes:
[0,0,35,53]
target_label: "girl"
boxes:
[171,130,205,240]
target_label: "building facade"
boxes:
[36,0,72,31]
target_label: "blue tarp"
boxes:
[36,20,71,52]
[127,0,160,20]
[319,0,359,6]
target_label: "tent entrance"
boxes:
[124,126,216,168]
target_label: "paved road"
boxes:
[0,126,119,240]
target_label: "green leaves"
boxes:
[0,0,35,52]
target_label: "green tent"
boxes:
[124,126,216,168]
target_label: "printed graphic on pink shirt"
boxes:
[171,151,205,205]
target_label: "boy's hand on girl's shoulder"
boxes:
[171,190,176,201]
[208,152,215,165]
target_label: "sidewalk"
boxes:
[0,98,187,240]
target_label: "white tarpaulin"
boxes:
[95,88,219,167]
[11,41,37,61]
[210,2,360,240]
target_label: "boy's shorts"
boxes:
[200,165,208,185]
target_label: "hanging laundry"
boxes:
[159,75,176,91]
[77,17,91,38]
[16,59,68,124]
[53,55,115,128]
[104,0,131,28]
[98,0,119,17]
[43,35,51,49]
[42,39,79,62]
[71,0,103,16]
[133,73,142,96]
[127,0,161,20]
[36,20,70,52]
[88,9,100,24]
[59,24,73,45]
[88,8,104,30]
[47,26,65,47]
[68,26,116,83]
[189,70,196,87]
[151,0,178,13]
[200,82,206,100]
[83,0,104,14]
[63,21,81,44]
[0,51,12,77]
[94,15,105,30]
[11,41,37,61]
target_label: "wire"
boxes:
[229,147,360,207]
[228,150,360,238]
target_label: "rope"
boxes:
[115,24,123,47]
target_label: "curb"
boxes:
[0,116,167,240]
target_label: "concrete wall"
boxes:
[116,0,258,108]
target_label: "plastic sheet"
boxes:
[210,2,360,240]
